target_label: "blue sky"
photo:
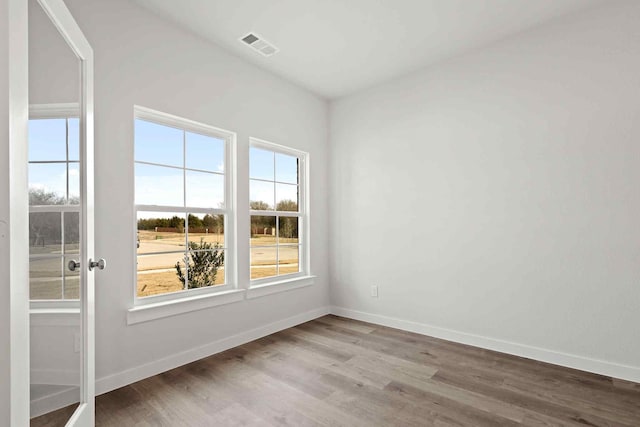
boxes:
[28,118,299,211]
[134,119,299,211]
[249,147,298,209]
[134,119,227,210]
[28,118,79,201]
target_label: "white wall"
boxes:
[28,0,329,410]
[29,0,79,105]
[330,0,640,380]
[74,0,329,386]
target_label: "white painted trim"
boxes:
[135,282,234,307]
[30,309,80,326]
[249,137,308,158]
[30,306,329,417]
[132,105,238,308]
[35,1,96,425]
[30,300,80,311]
[330,306,640,383]
[30,385,78,419]
[32,306,329,417]
[134,105,236,141]
[7,0,30,423]
[112,306,329,393]
[249,137,311,285]
[127,289,246,325]
[247,275,315,299]
[31,369,79,387]
[29,103,79,119]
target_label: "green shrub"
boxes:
[175,239,224,288]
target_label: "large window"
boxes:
[134,107,235,302]
[249,138,308,282]
[28,108,81,301]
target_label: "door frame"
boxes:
[6,0,30,425]
[9,0,95,424]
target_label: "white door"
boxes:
[28,0,97,425]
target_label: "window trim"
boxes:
[28,104,81,310]
[133,106,237,306]
[249,137,311,288]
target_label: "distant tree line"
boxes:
[250,199,298,239]
[29,189,79,248]
[137,214,224,233]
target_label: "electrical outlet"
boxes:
[74,333,81,353]
[371,285,378,298]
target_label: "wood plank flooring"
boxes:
[32,315,640,426]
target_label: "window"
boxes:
[134,106,235,303]
[28,106,81,302]
[249,138,308,283]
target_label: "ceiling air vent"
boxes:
[240,32,279,57]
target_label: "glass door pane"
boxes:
[29,0,82,422]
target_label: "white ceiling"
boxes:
[133,0,603,99]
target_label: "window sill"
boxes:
[247,275,315,299]
[127,289,245,325]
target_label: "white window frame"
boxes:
[248,137,312,294]
[133,106,237,307]
[29,103,81,311]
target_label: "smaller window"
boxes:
[249,139,308,283]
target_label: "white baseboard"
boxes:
[30,386,78,418]
[31,369,79,387]
[97,305,329,395]
[31,306,330,418]
[330,306,640,383]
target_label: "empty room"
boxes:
[1,0,640,425]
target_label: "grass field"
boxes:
[29,257,79,300]
[28,231,301,299]
[136,231,300,297]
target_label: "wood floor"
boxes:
[32,315,640,426]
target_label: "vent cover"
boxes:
[240,32,279,57]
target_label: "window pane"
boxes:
[249,147,274,180]
[137,211,186,255]
[185,170,224,209]
[278,217,299,244]
[134,119,183,167]
[185,249,225,288]
[135,163,183,206]
[187,213,224,246]
[275,153,298,184]
[68,118,80,161]
[29,163,67,205]
[250,179,274,210]
[28,119,66,162]
[276,183,298,211]
[185,131,224,173]
[278,245,300,276]
[63,256,80,299]
[137,252,186,297]
[63,211,80,254]
[29,212,62,255]
[251,246,277,280]
[30,257,62,300]
[250,215,276,246]
[68,163,80,204]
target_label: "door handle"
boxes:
[89,258,106,271]
[68,260,80,272]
